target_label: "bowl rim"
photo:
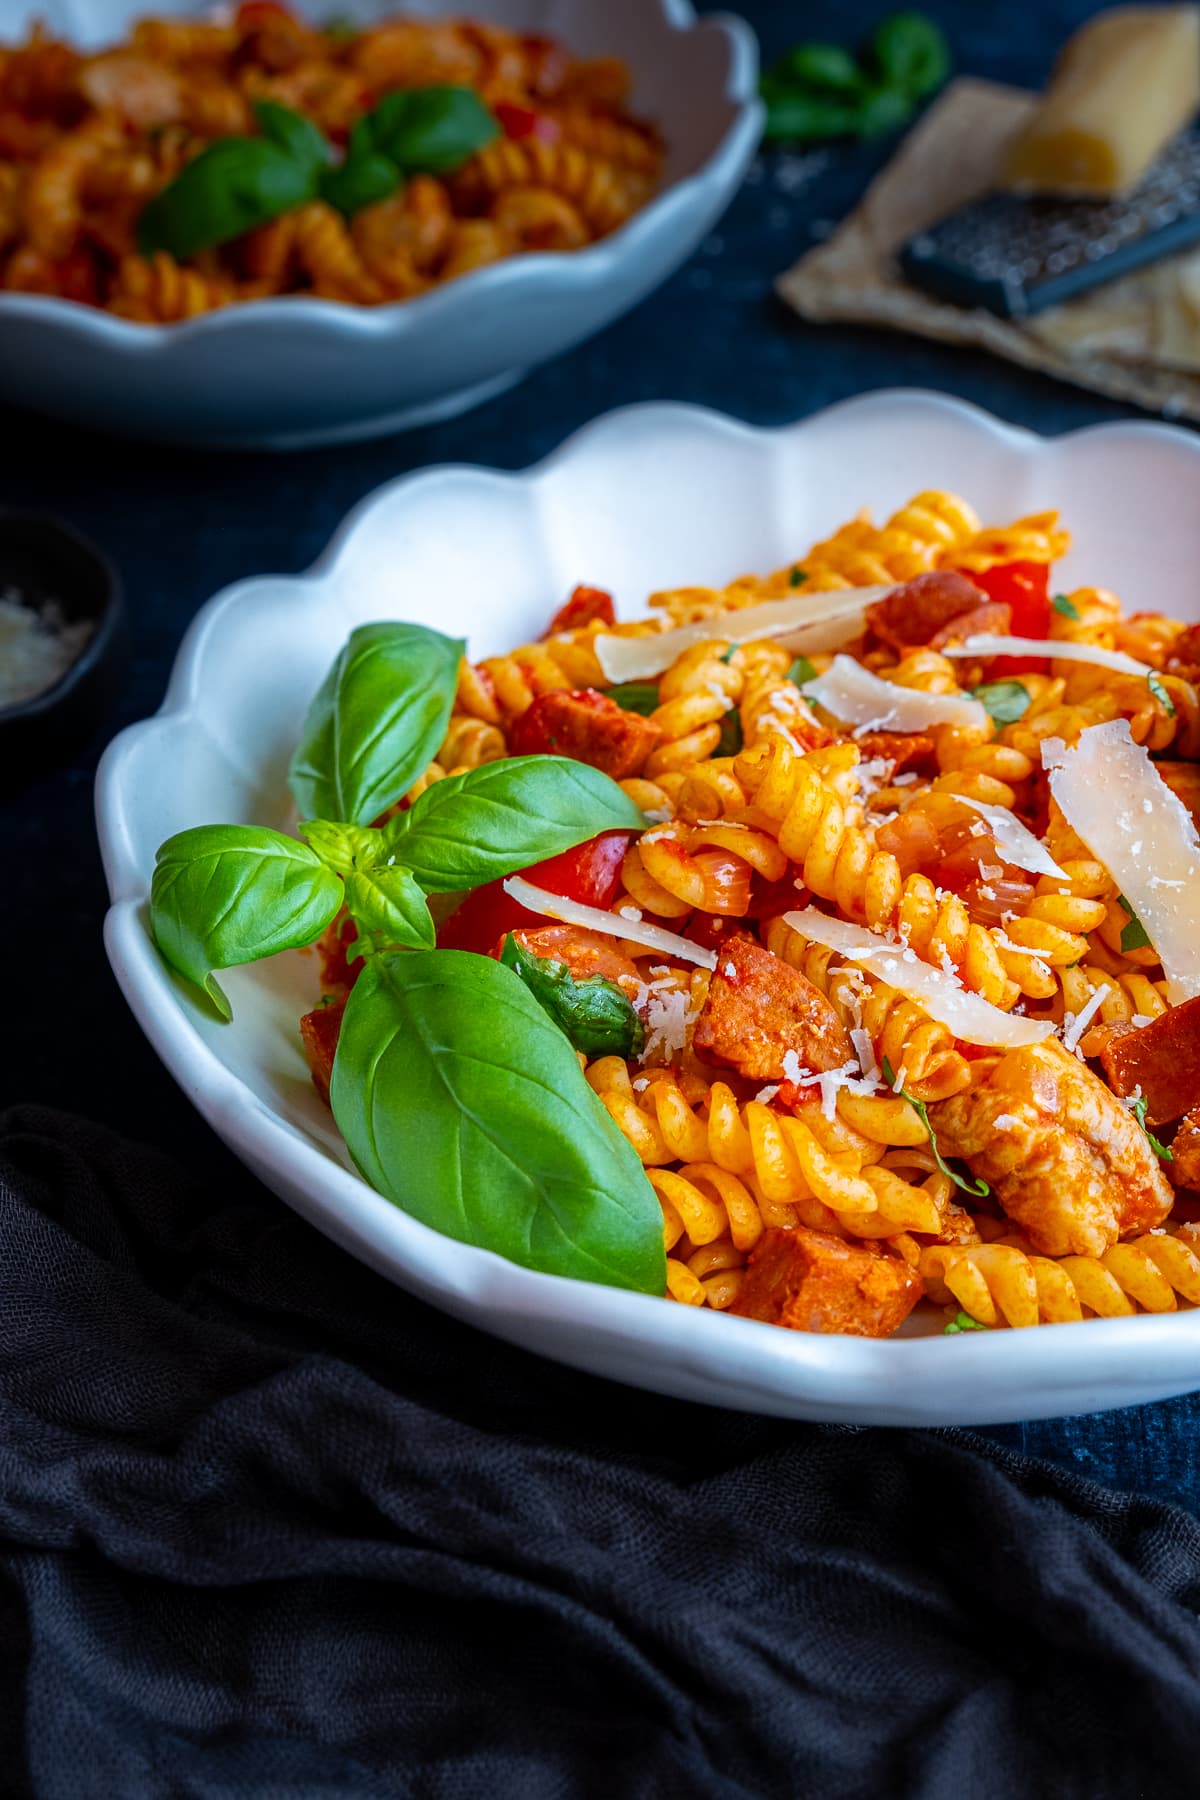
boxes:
[94,390,1200,1418]
[0,0,763,347]
[0,508,124,726]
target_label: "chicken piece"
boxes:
[864,570,988,656]
[929,1040,1174,1257]
[692,932,853,1081]
[509,924,640,992]
[300,996,345,1108]
[79,53,182,127]
[1099,997,1200,1127]
[541,583,615,638]
[731,1227,923,1337]
[1172,1108,1200,1191]
[509,687,660,779]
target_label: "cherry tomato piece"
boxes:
[436,830,633,954]
[955,560,1051,674]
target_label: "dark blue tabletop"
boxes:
[7,0,1199,1497]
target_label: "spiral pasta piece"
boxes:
[922,1234,1200,1327]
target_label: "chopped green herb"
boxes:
[607,681,660,717]
[1118,896,1152,954]
[715,708,744,759]
[787,655,818,688]
[970,679,1031,726]
[1052,593,1080,620]
[944,1311,990,1334]
[501,933,645,1059]
[720,642,740,665]
[1130,1093,1174,1162]
[788,567,808,588]
[881,1055,990,1198]
[1148,672,1176,716]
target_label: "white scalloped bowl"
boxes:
[1,0,760,448]
[96,392,1200,1424]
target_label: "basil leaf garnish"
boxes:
[320,150,400,216]
[607,681,660,717]
[970,679,1031,726]
[150,825,341,1020]
[362,86,498,174]
[787,656,817,687]
[137,133,316,259]
[288,622,464,828]
[299,818,384,874]
[253,99,331,175]
[1118,895,1152,954]
[385,755,645,892]
[870,11,951,99]
[343,865,435,956]
[501,933,645,1058]
[715,708,743,759]
[330,950,666,1292]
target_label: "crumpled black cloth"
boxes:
[2,1105,1200,1799]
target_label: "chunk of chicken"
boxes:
[929,1040,1174,1257]
[692,932,853,1081]
[1171,1108,1200,1192]
[731,1226,923,1337]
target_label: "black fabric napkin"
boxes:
[3,1103,1200,1799]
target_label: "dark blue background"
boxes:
[6,0,1197,1493]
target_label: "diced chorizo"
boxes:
[509,687,660,778]
[541,584,615,637]
[928,600,1012,650]
[854,730,936,779]
[509,924,641,991]
[930,1040,1174,1257]
[692,932,853,1080]
[864,570,989,656]
[1171,1108,1200,1191]
[730,1226,924,1337]
[1100,998,1200,1127]
[300,996,345,1107]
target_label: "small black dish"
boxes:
[0,511,125,781]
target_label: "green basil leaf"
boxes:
[715,708,743,759]
[855,83,916,138]
[363,86,498,174]
[944,1311,990,1334]
[1149,672,1176,717]
[298,818,385,874]
[289,622,464,828]
[763,92,865,143]
[788,567,808,586]
[385,754,645,892]
[1052,592,1080,620]
[330,950,666,1292]
[252,99,331,174]
[320,151,401,216]
[501,933,645,1058]
[137,136,315,258]
[881,1055,989,1199]
[787,655,818,687]
[343,865,435,955]
[780,43,864,94]
[1118,896,1152,954]
[1129,1093,1174,1162]
[607,681,660,717]
[150,824,341,1020]
[871,11,952,99]
[970,679,1031,726]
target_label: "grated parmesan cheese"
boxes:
[946,795,1068,880]
[992,1112,1021,1130]
[1062,986,1107,1055]
[0,591,93,709]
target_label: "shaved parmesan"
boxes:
[593,585,892,683]
[1042,720,1200,1003]
[947,795,1068,879]
[803,653,989,733]
[779,908,1056,1047]
[502,877,717,970]
[943,635,1152,678]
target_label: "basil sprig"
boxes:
[761,10,950,144]
[501,933,645,1058]
[881,1056,989,1199]
[970,679,1031,727]
[289,622,465,828]
[150,825,343,1020]
[384,755,644,891]
[331,950,666,1292]
[139,88,497,257]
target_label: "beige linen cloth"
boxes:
[778,76,1200,421]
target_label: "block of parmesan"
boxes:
[1003,6,1200,198]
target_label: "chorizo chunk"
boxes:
[692,932,853,1080]
[541,583,615,636]
[865,570,989,656]
[300,996,345,1108]
[510,687,660,779]
[1099,996,1200,1127]
[929,1040,1173,1258]
[854,730,936,779]
[509,924,641,992]
[731,1227,923,1337]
